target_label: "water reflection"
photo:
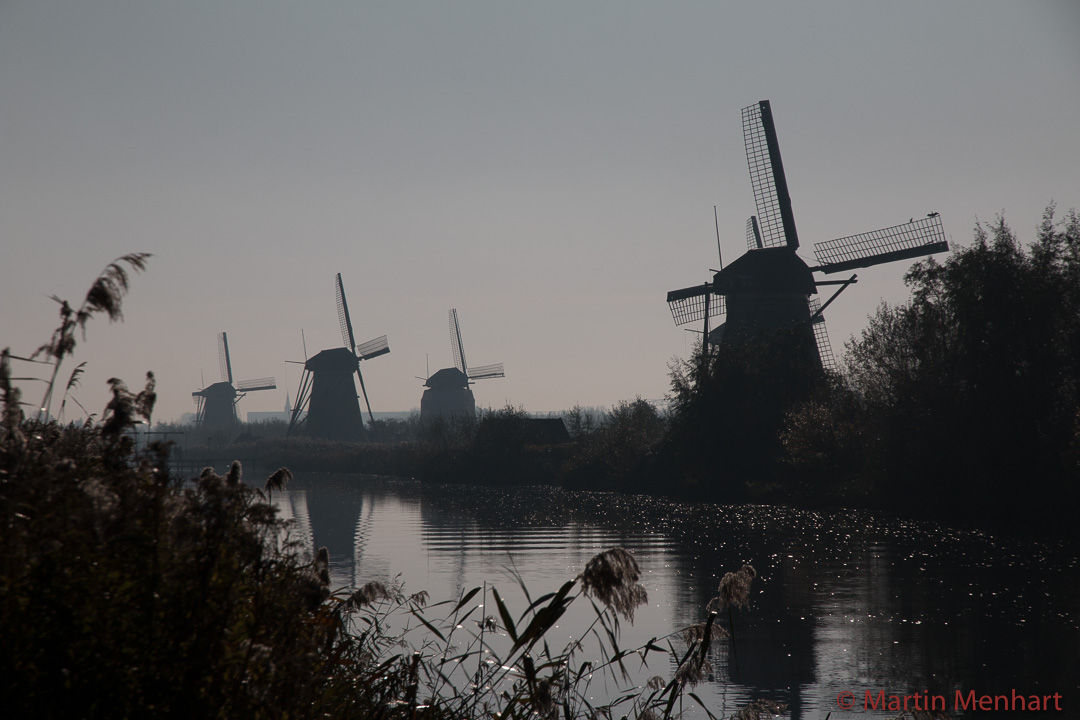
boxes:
[269,475,1080,719]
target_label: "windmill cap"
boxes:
[305,347,359,371]
[425,367,468,389]
[715,247,816,295]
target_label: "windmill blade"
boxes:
[812,214,948,274]
[745,216,764,251]
[467,363,504,381]
[807,298,838,372]
[218,332,233,384]
[235,377,277,392]
[335,273,357,350]
[286,368,313,437]
[742,100,800,250]
[666,283,726,326]
[355,367,375,424]
[449,309,467,374]
[356,335,390,361]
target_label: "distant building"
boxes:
[247,394,295,424]
[523,418,571,444]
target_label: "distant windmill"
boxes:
[287,273,390,441]
[420,309,504,420]
[667,100,949,372]
[192,332,276,430]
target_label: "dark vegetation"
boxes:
[176,401,665,491]
[3,255,796,719]
[783,206,1080,530]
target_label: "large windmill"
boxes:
[192,332,276,431]
[667,100,949,372]
[287,273,390,441]
[420,309,504,420]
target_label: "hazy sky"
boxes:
[2,1,1078,423]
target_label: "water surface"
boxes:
[271,474,1079,719]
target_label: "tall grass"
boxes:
[315,547,781,720]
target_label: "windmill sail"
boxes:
[666,283,726,327]
[449,309,467,374]
[335,273,378,423]
[218,332,233,384]
[746,216,764,250]
[742,100,799,250]
[356,335,390,361]
[467,363,504,381]
[335,273,357,350]
[812,214,948,274]
[807,297,837,372]
[236,377,277,392]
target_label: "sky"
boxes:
[2,1,1078,424]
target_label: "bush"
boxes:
[562,399,666,491]
[0,364,340,717]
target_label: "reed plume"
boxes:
[707,564,756,612]
[705,563,756,685]
[33,253,150,419]
[265,467,292,493]
[347,580,397,609]
[578,547,648,622]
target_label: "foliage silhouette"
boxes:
[785,205,1080,528]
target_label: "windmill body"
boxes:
[419,309,503,421]
[196,382,239,429]
[667,100,949,375]
[714,246,822,368]
[192,332,276,432]
[301,347,367,441]
[287,274,390,441]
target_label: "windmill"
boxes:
[287,273,390,441]
[420,309,504,420]
[192,332,276,430]
[667,100,949,373]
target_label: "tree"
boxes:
[797,205,1080,527]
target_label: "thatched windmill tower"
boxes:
[287,273,390,441]
[420,309,504,420]
[192,332,276,430]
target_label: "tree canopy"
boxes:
[787,205,1080,528]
